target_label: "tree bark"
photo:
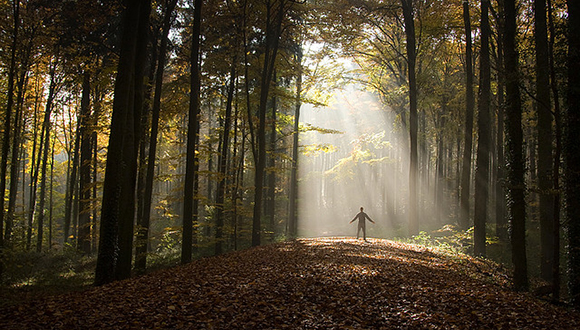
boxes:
[460,0,475,230]
[252,0,286,246]
[504,0,528,292]
[401,0,418,236]
[78,72,92,254]
[289,45,302,239]
[215,60,236,255]
[534,0,555,284]
[182,0,203,264]
[565,0,580,307]
[474,0,492,257]
[95,0,151,285]
[0,0,20,251]
[547,0,562,302]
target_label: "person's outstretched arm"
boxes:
[366,214,375,223]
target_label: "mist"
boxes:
[297,82,453,239]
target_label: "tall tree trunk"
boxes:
[116,0,151,280]
[36,59,59,253]
[495,0,507,241]
[252,0,286,247]
[64,121,81,244]
[534,0,555,284]
[547,0,562,302]
[0,0,20,253]
[401,0,418,236]
[215,60,236,255]
[504,0,528,292]
[6,43,30,242]
[474,0,492,257]
[136,0,177,273]
[78,72,92,254]
[182,0,203,264]
[565,0,580,307]
[95,0,151,286]
[460,0,475,230]
[265,74,277,231]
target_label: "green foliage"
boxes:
[0,247,96,293]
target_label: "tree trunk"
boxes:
[474,0,492,257]
[64,119,81,244]
[504,0,528,292]
[547,0,562,302]
[78,72,92,254]
[215,60,236,255]
[252,0,286,247]
[95,0,151,286]
[495,0,507,241]
[460,0,475,230]
[135,0,177,273]
[182,0,203,264]
[265,74,278,231]
[36,59,59,253]
[401,0,418,236]
[0,0,20,251]
[534,0,555,284]
[289,45,302,239]
[565,0,580,307]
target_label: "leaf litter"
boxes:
[1,237,579,329]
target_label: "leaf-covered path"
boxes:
[2,238,579,329]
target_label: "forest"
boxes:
[1,0,580,325]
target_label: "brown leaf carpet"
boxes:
[1,238,579,329]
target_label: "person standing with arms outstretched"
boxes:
[350,207,375,240]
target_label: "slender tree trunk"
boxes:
[547,0,562,302]
[215,60,236,255]
[265,74,277,231]
[474,0,492,257]
[6,47,30,242]
[182,0,203,264]
[565,0,580,307]
[78,72,92,254]
[0,0,20,252]
[401,0,418,236]
[252,0,286,247]
[504,0,528,292]
[460,0,475,230]
[36,59,59,253]
[49,137,55,249]
[496,0,507,241]
[64,122,81,244]
[288,37,302,239]
[95,0,151,285]
[135,0,177,273]
[534,0,555,284]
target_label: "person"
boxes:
[349,207,375,240]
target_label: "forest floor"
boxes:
[1,237,579,329]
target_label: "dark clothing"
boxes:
[351,211,373,240]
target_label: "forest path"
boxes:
[2,237,579,329]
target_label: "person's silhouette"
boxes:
[350,207,375,240]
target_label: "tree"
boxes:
[401,0,419,236]
[565,0,580,307]
[473,0,492,257]
[95,0,151,285]
[459,0,474,230]
[252,0,287,247]
[534,0,555,284]
[135,0,178,274]
[288,44,302,239]
[182,0,203,264]
[504,0,528,292]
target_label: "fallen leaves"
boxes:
[1,237,579,329]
